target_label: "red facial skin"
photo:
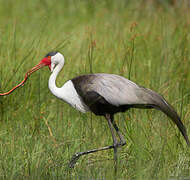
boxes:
[40,56,51,70]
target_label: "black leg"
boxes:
[68,144,115,168]
[112,119,126,146]
[109,115,126,175]
[105,114,120,175]
[68,114,126,169]
[105,114,119,166]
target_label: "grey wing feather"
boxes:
[72,73,190,146]
[88,74,149,106]
[90,74,190,146]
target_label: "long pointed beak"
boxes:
[0,61,47,96]
[27,62,46,76]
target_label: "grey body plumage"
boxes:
[71,73,190,146]
[69,73,190,168]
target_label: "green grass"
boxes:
[0,0,190,179]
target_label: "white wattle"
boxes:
[48,63,89,113]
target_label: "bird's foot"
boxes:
[68,152,82,168]
[118,141,126,147]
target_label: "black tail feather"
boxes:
[143,88,190,147]
[156,99,190,147]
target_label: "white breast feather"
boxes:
[58,80,89,113]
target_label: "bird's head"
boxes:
[0,51,65,96]
[45,52,65,72]
[28,51,64,75]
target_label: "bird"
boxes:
[0,51,190,168]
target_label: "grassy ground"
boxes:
[0,0,190,179]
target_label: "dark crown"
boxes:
[45,51,58,57]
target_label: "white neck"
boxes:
[48,63,64,98]
[48,62,89,113]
